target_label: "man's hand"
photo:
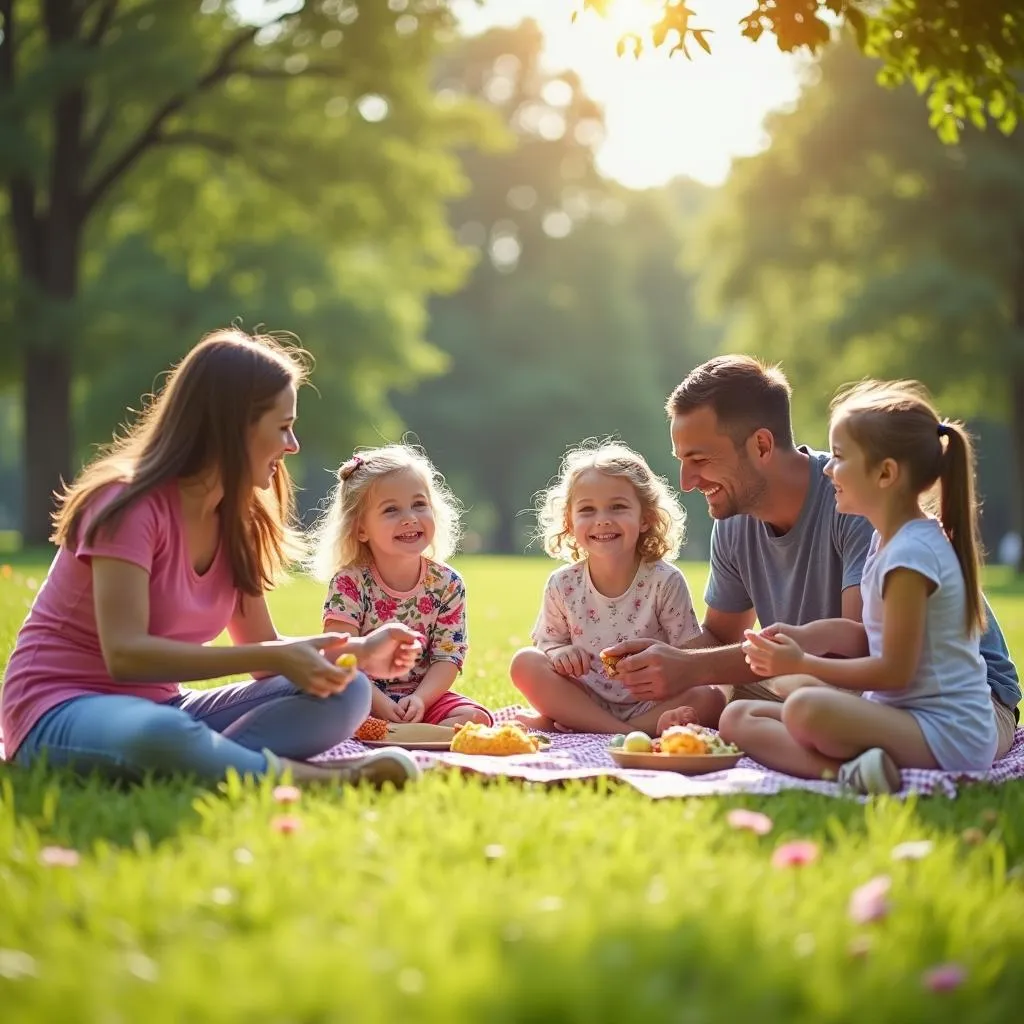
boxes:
[607,640,690,702]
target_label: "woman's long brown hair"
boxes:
[52,328,310,596]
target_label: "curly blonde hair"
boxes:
[307,443,463,581]
[536,439,687,563]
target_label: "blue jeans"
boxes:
[14,674,372,782]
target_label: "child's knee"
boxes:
[718,699,754,743]
[509,647,547,687]
[446,707,491,727]
[780,685,826,733]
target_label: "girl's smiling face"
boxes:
[569,469,647,562]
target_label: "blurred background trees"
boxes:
[2,0,1023,565]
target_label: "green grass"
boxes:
[2,555,1024,1022]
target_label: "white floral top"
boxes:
[323,558,467,696]
[532,559,700,706]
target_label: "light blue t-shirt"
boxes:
[705,448,1021,713]
[862,519,997,772]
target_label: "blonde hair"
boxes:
[307,443,463,580]
[536,440,687,563]
[831,379,985,635]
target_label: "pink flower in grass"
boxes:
[922,963,966,992]
[271,815,303,835]
[771,840,819,868]
[273,785,301,805]
[848,876,892,924]
[726,809,773,835]
[39,845,80,867]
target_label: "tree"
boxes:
[697,40,1024,560]
[395,21,719,553]
[581,0,1024,141]
[0,0,486,543]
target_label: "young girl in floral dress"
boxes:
[310,444,492,728]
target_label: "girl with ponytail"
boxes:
[721,379,997,794]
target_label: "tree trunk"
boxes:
[22,342,73,544]
[492,502,518,555]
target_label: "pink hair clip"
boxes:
[338,454,365,482]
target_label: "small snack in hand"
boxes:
[336,652,358,675]
[599,651,620,677]
[449,722,543,756]
[354,716,389,742]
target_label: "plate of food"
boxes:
[449,722,551,756]
[356,720,457,751]
[607,725,743,775]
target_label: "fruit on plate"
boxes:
[609,733,626,748]
[622,731,654,753]
[660,725,709,755]
[449,722,544,756]
[354,716,389,742]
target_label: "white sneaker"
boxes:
[837,748,901,795]
[278,747,422,789]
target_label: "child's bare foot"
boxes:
[657,705,699,735]
[514,708,558,732]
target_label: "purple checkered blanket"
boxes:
[315,705,1024,800]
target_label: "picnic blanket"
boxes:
[316,706,1024,800]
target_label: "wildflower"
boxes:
[271,815,302,835]
[922,963,966,992]
[771,840,819,868]
[272,784,301,805]
[848,876,891,924]
[39,846,80,868]
[891,840,933,861]
[726,809,773,835]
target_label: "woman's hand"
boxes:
[349,622,423,679]
[742,629,806,678]
[271,633,356,697]
[547,645,591,678]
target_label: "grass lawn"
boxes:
[2,554,1024,1022]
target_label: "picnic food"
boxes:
[599,651,620,677]
[449,722,544,756]
[622,730,654,753]
[335,652,358,673]
[609,725,741,757]
[354,716,389,742]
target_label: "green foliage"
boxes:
[0,0,498,539]
[581,0,1024,142]
[2,555,1024,1021]
[396,21,719,553]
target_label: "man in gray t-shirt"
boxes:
[607,355,1020,756]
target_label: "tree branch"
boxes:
[231,64,345,80]
[156,128,238,157]
[83,103,115,165]
[83,9,298,213]
[86,0,119,48]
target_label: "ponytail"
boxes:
[937,422,985,635]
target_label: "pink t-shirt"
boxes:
[0,480,238,758]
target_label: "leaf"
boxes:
[846,7,869,50]
[936,115,960,144]
[692,29,713,55]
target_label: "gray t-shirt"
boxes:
[705,447,1021,711]
[862,519,996,771]
[706,448,872,626]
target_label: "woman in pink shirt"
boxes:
[1,328,420,787]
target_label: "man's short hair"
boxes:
[666,355,795,449]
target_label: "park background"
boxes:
[0,0,1022,567]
